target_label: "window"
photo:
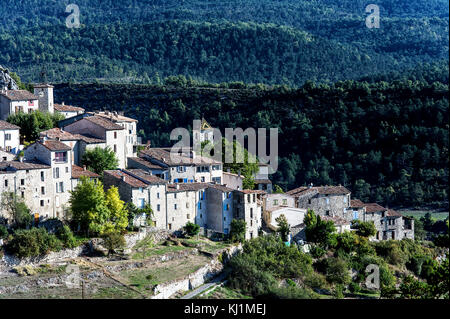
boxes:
[326,210,330,216]
[113,145,117,153]
[157,192,160,199]
[174,204,177,210]
[4,180,7,187]
[5,133,11,140]
[326,198,330,205]
[168,224,172,230]
[54,152,67,163]
[199,202,202,209]
[225,204,229,211]
[250,208,253,219]
[41,171,45,181]
[187,214,190,219]
[41,187,45,195]
[114,132,117,139]
[138,199,145,208]
[5,146,11,152]
[282,199,287,205]
[157,204,160,212]
[139,187,143,193]
[253,194,256,202]
[224,217,226,221]
[174,193,177,199]
[308,198,312,204]
[186,202,189,208]
[65,167,69,173]
[53,167,60,179]
[247,194,251,203]
[20,179,24,186]
[273,199,279,206]
[40,200,44,207]
[201,176,205,182]
[21,191,24,198]
[250,220,253,227]
[200,214,203,219]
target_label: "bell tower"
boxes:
[33,83,54,114]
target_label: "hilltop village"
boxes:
[0,83,414,243]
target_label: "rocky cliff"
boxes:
[0,65,19,90]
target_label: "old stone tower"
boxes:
[33,83,54,114]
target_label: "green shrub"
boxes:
[102,232,126,254]
[304,271,327,289]
[309,245,326,258]
[6,228,62,258]
[183,222,200,237]
[349,282,361,293]
[406,255,427,276]
[56,225,78,249]
[325,257,351,285]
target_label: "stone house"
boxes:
[33,83,54,114]
[253,163,272,193]
[264,193,296,211]
[131,148,223,184]
[287,185,351,218]
[54,102,85,119]
[23,139,73,219]
[0,120,20,154]
[103,169,168,229]
[0,89,39,120]
[222,171,243,190]
[204,184,234,235]
[0,160,53,221]
[62,115,127,168]
[233,190,265,240]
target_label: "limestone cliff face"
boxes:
[0,65,19,90]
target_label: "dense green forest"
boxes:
[0,0,448,85]
[53,63,449,209]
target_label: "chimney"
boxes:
[309,183,313,189]
[191,150,196,159]
[62,102,65,106]
[122,175,126,182]
[83,165,87,171]
[19,156,24,163]
[176,184,179,190]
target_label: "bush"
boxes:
[325,257,351,285]
[229,219,246,243]
[309,245,326,259]
[102,232,126,255]
[183,222,200,237]
[349,282,361,293]
[56,225,78,249]
[6,228,62,258]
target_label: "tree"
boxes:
[273,185,284,194]
[102,232,126,255]
[81,147,119,175]
[275,214,290,242]
[352,220,377,238]
[69,177,128,236]
[184,221,200,237]
[304,209,336,246]
[229,219,246,243]
[1,192,33,229]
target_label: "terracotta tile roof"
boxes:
[71,165,99,179]
[141,148,221,166]
[54,103,84,112]
[167,183,209,193]
[365,203,387,213]
[0,90,38,101]
[40,140,72,151]
[128,156,166,170]
[39,128,105,144]
[72,134,106,144]
[321,215,351,226]
[84,116,124,130]
[0,120,20,130]
[208,184,235,192]
[104,170,148,188]
[239,189,267,194]
[0,160,50,170]
[93,111,137,123]
[387,209,403,217]
[124,169,167,185]
[287,185,350,197]
[350,199,366,208]
[40,128,78,141]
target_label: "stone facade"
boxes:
[233,190,264,240]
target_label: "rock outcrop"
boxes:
[0,65,19,90]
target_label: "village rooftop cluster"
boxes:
[0,84,414,242]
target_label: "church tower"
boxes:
[33,83,54,114]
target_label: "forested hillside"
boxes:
[54,65,449,209]
[0,0,448,85]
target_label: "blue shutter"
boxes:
[353,211,358,220]
[184,178,187,183]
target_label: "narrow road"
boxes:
[181,274,228,299]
